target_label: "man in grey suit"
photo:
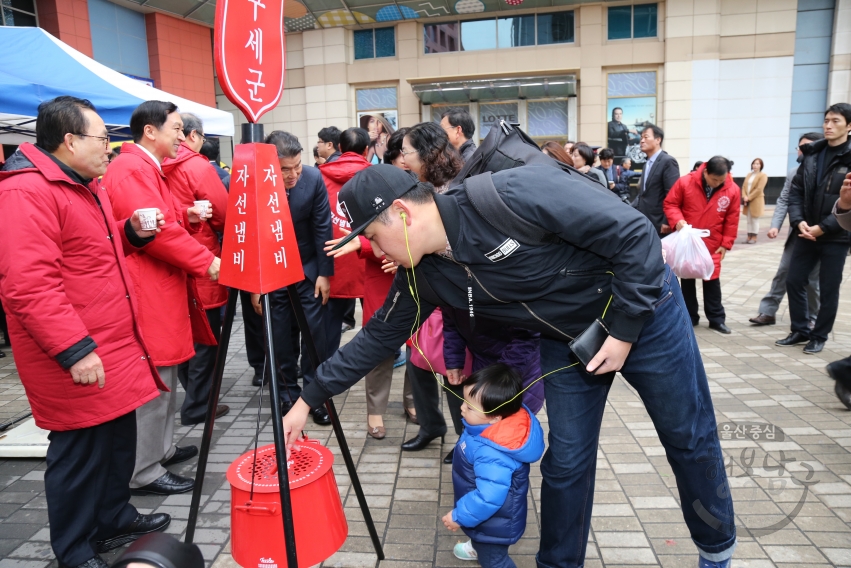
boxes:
[632,124,681,235]
[749,132,822,327]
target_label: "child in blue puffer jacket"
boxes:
[441,364,545,568]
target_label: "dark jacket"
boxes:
[442,309,544,414]
[633,151,680,234]
[452,407,544,545]
[788,138,851,244]
[459,139,477,163]
[286,165,335,282]
[302,165,665,407]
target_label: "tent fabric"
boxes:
[0,27,234,144]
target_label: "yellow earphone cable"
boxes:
[398,212,613,415]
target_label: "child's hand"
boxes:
[442,511,460,531]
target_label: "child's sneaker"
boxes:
[698,558,731,568]
[453,540,477,561]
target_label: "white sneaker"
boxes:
[453,539,477,561]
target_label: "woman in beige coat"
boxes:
[742,158,767,243]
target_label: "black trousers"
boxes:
[177,307,223,424]
[787,239,849,342]
[405,347,448,439]
[680,278,725,326]
[45,411,138,566]
[269,279,328,402]
[240,290,268,380]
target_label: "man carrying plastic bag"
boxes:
[664,156,741,333]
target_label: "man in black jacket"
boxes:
[259,130,334,424]
[633,124,681,235]
[440,108,477,162]
[828,172,851,407]
[777,103,851,354]
[283,165,737,568]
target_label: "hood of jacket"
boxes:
[161,142,203,175]
[462,406,544,463]
[0,148,36,176]
[319,152,371,184]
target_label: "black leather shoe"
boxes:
[776,332,809,346]
[252,374,264,387]
[803,339,824,354]
[834,381,851,410]
[180,405,230,426]
[95,513,171,553]
[130,471,194,496]
[709,322,732,334]
[60,556,109,568]
[161,445,198,467]
[401,433,445,451]
[280,399,294,416]
[443,448,454,464]
[749,314,776,326]
[311,406,331,425]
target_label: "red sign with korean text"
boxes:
[215,0,285,123]
[219,143,304,293]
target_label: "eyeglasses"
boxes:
[400,148,417,156]
[76,133,110,148]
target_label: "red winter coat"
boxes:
[0,144,164,431]
[104,143,216,366]
[162,142,229,310]
[358,236,395,324]
[663,164,741,280]
[319,153,368,299]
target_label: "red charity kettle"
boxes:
[226,438,348,568]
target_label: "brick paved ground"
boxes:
[1,210,851,568]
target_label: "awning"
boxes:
[0,27,234,144]
[410,74,576,104]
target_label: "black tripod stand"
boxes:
[185,123,384,568]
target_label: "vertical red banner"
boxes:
[220,143,304,293]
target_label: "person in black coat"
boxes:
[828,171,851,408]
[257,130,335,424]
[777,103,851,355]
[632,124,681,235]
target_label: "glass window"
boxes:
[537,12,574,45]
[375,27,396,57]
[497,15,534,48]
[633,4,657,38]
[607,6,632,40]
[354,29,375,59]
[354,27,395,60]
[424,23,459,53]
[1,0,36,26]
[461,19,496,51]
[356,87,398,112]
[431,105,471,124]
[479,102,518,142]
[527,100,569,138]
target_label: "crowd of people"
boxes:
[0,96,850,568]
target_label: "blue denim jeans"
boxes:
[536,265,736,568]
[472,540,516,568]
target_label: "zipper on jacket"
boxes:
[383,290,401,322]
[443,256,575,342]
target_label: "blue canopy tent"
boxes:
[0,27,234,144]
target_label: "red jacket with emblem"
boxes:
[103,143,216,366]
[0,143,165,431]
[162,142,229,310]
[663,164,741,280]
[319,153,368,299]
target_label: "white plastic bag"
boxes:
[661,224,714,280]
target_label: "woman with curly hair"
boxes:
[401,122,463,190]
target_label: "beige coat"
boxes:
[742,171,767,218]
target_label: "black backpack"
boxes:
[453,120,607,246]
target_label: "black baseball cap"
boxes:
[332,164,419,250]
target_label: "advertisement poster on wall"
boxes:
[606,72,657,164]
[357,110,398,164]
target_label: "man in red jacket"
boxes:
[663,156,741,334]
[0,96,170,568]
[162,113,230,426]
[104,101,221,497]
[319,127,369,357]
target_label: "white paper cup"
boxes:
[194,200,211,216]
[137,208,158,231]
